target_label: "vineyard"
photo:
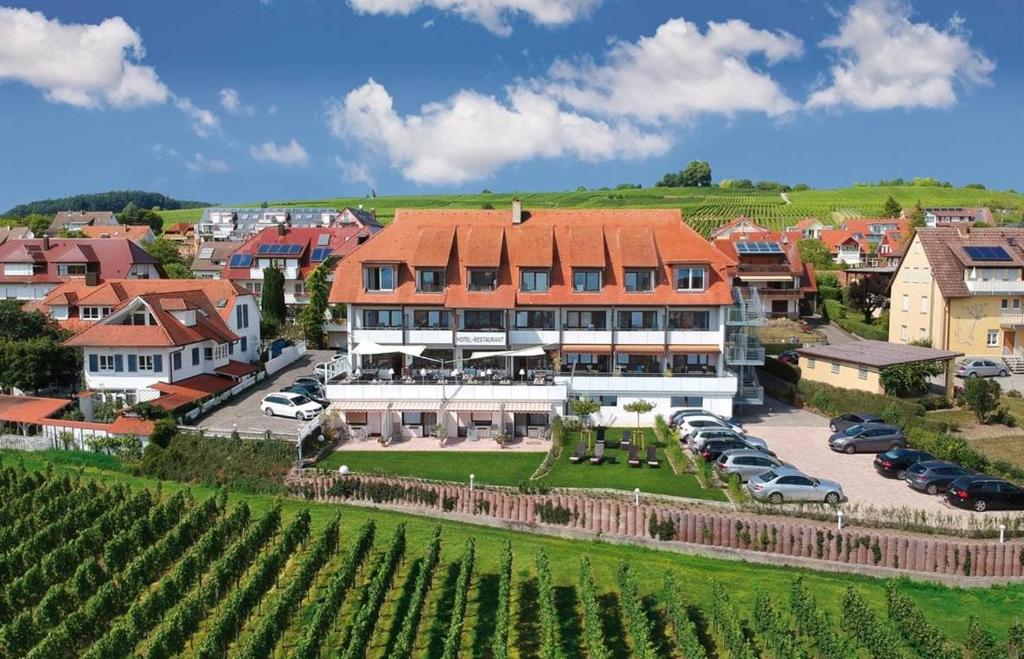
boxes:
[2,463,1024,658]
[158,185,1024,237]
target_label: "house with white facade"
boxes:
[324,204,764,441]
[196,206,381,243]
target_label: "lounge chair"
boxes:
[589,442,605,465]
[646,445,661,468]
[568,441,587,464]
[620,430,633,449]
[627,443,642,467]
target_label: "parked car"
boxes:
[906,461,975,495]
[699,439,776,462]
[714,449,788,483]
[872,448,935,480]
[746,467,844,504]
[828,423,906,454]
[829,412,883,432]
[956,358,1008,379]
[260,392,323,420]
[293,376,324,392]
[670,409,741,427]
[282,384,326,406]
[946,476,1024,512]
[777,350,799,365]
[678,415,746,439]
[688,428,767,452]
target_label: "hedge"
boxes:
[824,299,889,341]
[761,356,800,384]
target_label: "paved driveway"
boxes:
[739,399,983,521]
[197,349,335,436]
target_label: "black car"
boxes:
[947,476,1024,512]
[873,448,935,480]
[906,461,974,495]
[829,412,883,432]
[699,439,776,462]
[282,384,326,406]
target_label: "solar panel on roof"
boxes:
[735,241,783,254]
[964,246,1011,261]
[289,244,303,254]
[229,254,253,268]
[311,247,333,262]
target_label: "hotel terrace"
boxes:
[325,203,765,441]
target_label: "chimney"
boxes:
[85,271,99,286]
[511,198,523,225]
[277,223,286,237]
[42,235,50,250]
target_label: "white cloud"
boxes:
[185,153,229,173]
[807,0,994,110]
[174,97,219,137]
[0,6,169,108]
[267,104,278,115]
[544,18,803,123]
[219,87,255,115]
[326,79,668,185]
[250,139,310,166]
[152,143,179,159]
[347,0,600,36]
[422,18,435,29]
[336,157,376,187]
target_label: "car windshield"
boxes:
[844,424,865,436]
[880,449,902,458]
[757,470,778,482]
[291,395,310,405]
[908,463,928,474]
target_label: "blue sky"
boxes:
[0,0,1020,210]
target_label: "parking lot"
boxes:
[197,349,335,437]
[739,399,983,519]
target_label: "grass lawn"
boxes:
[3,448,1022,647]
[971,436,1024,468]
[316,450,542,487]
[539,428,727,501]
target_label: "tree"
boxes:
[25,213,51,236]
[882,195,902,218]
[622,400,654,447]
[656,160,711,188]
[798,239,836,271]
[144,237,183,266]
[570,398,600,427]
[909,200,926,228]
[846,276,890,323]
[262,267,287,327]
[880,343,943,397]
[962,378,1001,423]
[150,416,177,448]
[298,259,332,348]
[0,336,79,393]
[163,262,194,279]
[117,202,164,233]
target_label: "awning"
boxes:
[738,275,794,282]
[390,401,443,411]
[668,345,721,354]
[560,345,612,354]
[614,345,666,354]
[328,401,391,411]
[351,342,426,357]
[446,401,504,411]
[467,345,548,360]
[504,401,554,412]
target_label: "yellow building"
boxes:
[797,341,961,397]
[889,228,1024,371]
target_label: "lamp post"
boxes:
[999,523,1006,544]
[837,510,844,530]
[634,487,640,507]
[470,473,475,491]
[519,368,526,382]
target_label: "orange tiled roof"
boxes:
[216,360,260,377]
[819,229,866,253]
[0,395,72,424]
[80,225,152,241]
[330,208,736,308]
[150,374,237,410]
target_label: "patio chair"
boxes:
[620,429,633,449]
[646,445,661,468]
[589,441,605,465]
[627,443,642,467]
[568,441,587,464]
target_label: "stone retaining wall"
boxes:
[289,471,1024,579]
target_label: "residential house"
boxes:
[0,226,33,244]
[913,207,994,228]
[714,233,817,318]
[325,204,765,439]
[889,227,1024,371]
[839,218,911,248]
[46,210,118,235]
[164,222,197,257]
[195,206,382,243]
[191,241,242,279]
[79,224,155,243]
[0,236,162,300]
[876,228,911,268]
[819,229,868,266]
[709,216,769,240]
[792,218,826,239]
[221,224,376,304]
[49,279,261,409]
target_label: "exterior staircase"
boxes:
[1003,349,1024,374]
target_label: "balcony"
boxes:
[726,287,766,326]
[967,279,1024,295]
[509,329,560,345]
[756,287,804,299]
[249,267,299,280]
[613,329,665,345]
[407,328,453,344]
[564,372,738,397]
[326,381,567,405]
[724,336,766,365]
[666,329,721,345]
[353,328,404,344]
[561,329,614,346]
[1000,311,1024,328]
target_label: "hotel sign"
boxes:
[455,332,506,347]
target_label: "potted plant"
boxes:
[492,425,508,447]
[433,423,448,447]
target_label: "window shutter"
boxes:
[236,306,242,328]
[128,355,137,372]
[114,354,123,372]
[192,347,200,365]
[243,305,249,328]
[88,354,97,372]
[153,354,163,373]
[229,342,234,355]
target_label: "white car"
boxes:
[261,392,323,420]
[678,415,746,439]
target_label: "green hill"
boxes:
[157,185,1024,236]
[5,190,210,219]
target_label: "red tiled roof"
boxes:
[221,225,379,280]
[150,374,237,410]
[709,216,769,238]
[0,395,72,424]
[840,218,911,236]
[216,360,260,377]
[80,225,153,241]
[819,229,866,253]
[0,238,159,284]
[164,222,195,236]
[330,208,736,308]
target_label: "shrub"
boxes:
[138,432,294,493]
[1008,389,1023,398]
[760,356,801,384]
[963,377,1002,422]
[149,416,177,449]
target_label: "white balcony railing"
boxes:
[967,279,1024,294]
[666,329,721,345]
[352,328,404,344]
[1000,311,1024,327]
[407,328,453,344]
[561,330,614,345]
[326,382,567,403]
[509,329,560,345]
[612,330,664,345]
[563,373,738,396]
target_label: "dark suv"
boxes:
[873,448,934,480]
[947,476,1024,512]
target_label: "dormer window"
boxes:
[365,265,395,292]
[624,269,654,293]
[80,306,111,320]
[58,263,88,276]
[520,269,550,293]
[417,269,446,293]
[674,267,705,292]
[118,309,153,326]
[468,269,497,292]
[573,269,601,292]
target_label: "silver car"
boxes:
[746,467,844,504]
[714,449,786,483]
[688,428,767,452]
[956,358,1008,378]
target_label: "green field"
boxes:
[159,185,1023,237]
[3,448,1023,658]
[317,450,542,486]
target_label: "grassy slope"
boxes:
[7,448,1023,646]
[158,185,1023,236]
[317,450,542,486]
